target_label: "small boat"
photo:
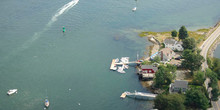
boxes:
[132,7,137,11]
[7,89,17,95]
[45,98,50,108]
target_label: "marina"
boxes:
[110,57,141,73]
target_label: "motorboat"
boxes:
[7,89,17,95]
[132,7,137,11]
[45,98,50,108]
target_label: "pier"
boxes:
[110,57,141,72]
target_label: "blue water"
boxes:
[1,0,220,110]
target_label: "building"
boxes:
[150,48,176,62]
[169,80,188,93]
[139,65,158,80]
[159,48,176,61]
[164,39,184,51]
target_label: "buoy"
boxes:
[62,27,66,33]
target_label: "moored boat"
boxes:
[7,89,17,95]
[45,98,50,108]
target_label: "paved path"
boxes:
[200,24,220,110]
[200,25,220,70]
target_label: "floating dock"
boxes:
[120,92,127,98]
[110,59,117,70]
[120,91,157,100]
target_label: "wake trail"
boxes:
[21,0,79,50]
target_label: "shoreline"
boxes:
[139,21,220,90]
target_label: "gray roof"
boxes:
[173,80,188,88]
[164,39,182,45]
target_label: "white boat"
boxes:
[45,98,50,108]
[132,7,137,11]
[115,58,119,63]
[7,89,18,95]
[117,66,126,73]
[125,91,157,100]
[124,65,129,69]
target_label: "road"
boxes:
[200,25,220,70]
[200,24,220,110]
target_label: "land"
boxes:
[138,21,220,110]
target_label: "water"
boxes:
[0,0,220,110]
[214,45,220,58]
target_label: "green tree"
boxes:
[211,88,219,101]
[185,89,209,110]
[212,58,220,79]
[154,65,173,87]
[171,30,177,38]
[182,38,196,50]
[206,69,219,101]
[152,56,161,63]
[154,94,185,110]
[181,49,204,72]
[192,71,205,86]
[179,26,189,40]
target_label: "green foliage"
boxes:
[212,58,220,79]
[181,49,204,72]
[152,56,161,63]
[206,68,219,101]
[171,30,177,38]
[192,71,205,86]
[185,88,209,110]
[154,65,174,88]
[182,38,196,50]
[141,60,152,65]
[211,88,219,101]
[154,94,185,110]
[179,26,189,40]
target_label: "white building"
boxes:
[164,39,184,51]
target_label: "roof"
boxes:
[164,39,182,45]
[141,65,158,71]
[173,80,188,88]
[160,48,175,57]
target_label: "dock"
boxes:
[120,92,127,98]
[110,59,117,70]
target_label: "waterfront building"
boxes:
[164,39,184,51]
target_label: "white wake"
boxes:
[22,0,79,49]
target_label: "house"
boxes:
[169,80,188,93]
[139,65,158,80]
[164,39,184,51]
[159,48,176,61]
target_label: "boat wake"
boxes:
[47,0,79,27]
[22,0,79,50]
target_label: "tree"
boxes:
[171,30,177,38]
[211,88,219,101]
[154,65,173,87]
[182,38,196,50]
[154,94,185,110]
[185,89,209,110]
[181,49,204,72]
[206,69,219,101]
[152,56,161,63]
[192,71,205,86]
[212,58,220,79]
[179,26,189,40]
